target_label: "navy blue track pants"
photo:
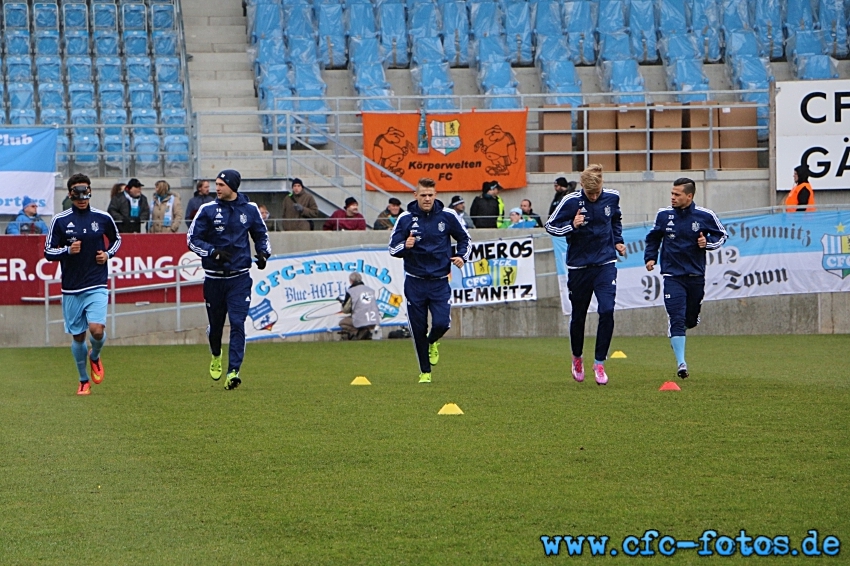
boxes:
[204,272,252,373]
[405,276,451,373]
[567,262,617,362]
[663,275,705,337]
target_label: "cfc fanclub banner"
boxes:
[246,237,538,340]
[553,210,850,315]
[0,128,58,216]
[362,110,528,192]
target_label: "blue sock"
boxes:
[71,339,88,381]
[594,359,605,366]
[89,334,106,361]
[671,336,686,366]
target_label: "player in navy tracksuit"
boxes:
[545,164,625,385]
[44,173,121,395]
[187,170,271,390]
[389,177,471,383]
[644,178,727,379]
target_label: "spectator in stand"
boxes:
[324,197,366,231]
[281,178,319,231]
[107,178,150,233]
[185,179,215,228]
[507,207,537,229]
[149,180,184,234]
[785,164,816,212]
[110,182,126,201]
[258,204,278,231]
[373,197,404,230]
[521,199,544,227]
[449,195,474,228]
[62,195,73,210]
[470,180,507,228]
[549,173,577,217]
[338,272,382,340]
[5,196,50,235]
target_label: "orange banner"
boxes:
[362,110,528,192]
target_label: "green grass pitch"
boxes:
[1,335,847,564]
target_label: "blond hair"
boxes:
[580,164,603,192]
[155,180,170,196]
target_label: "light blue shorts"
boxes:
[62,288,108,335]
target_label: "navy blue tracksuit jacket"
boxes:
[643,203,727,276]
[545,188,624,268]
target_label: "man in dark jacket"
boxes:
[187,169,271,391]
[373,197,403,230]
[469,180,505,228]
[389,177,471,384]
[107,178,150,233]
[281,178,319,231]
[549,173,577,217]
[185,179,215,228]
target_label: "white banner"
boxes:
[776,79,850,191]
[246,248,407,340]
[553,211,850,315]
[0,128,58,216]
[449,236,537,306]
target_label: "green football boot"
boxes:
[428,342,440,365]
[418,372,432,384]
[224,370,241,390]
[210,355,223,381]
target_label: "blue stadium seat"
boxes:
[288,36,319,64]
[409,3,440,39]
[35,31,61,56]
[0,109,6,126]
[103,108,129,136]
[129,82,155,108]
[656,0,688,36]
[155,57,182,84]
[164,135,190,175]
[67,56,93,83]
[258,62,293,92]
[5,31,32,56]
[127,57,153,83]
[720,0,751,33]
[36,56,62,83]
[74,134,101,168]
[412,37,447,65]
[122,3,147,31]
[349,37,383,69]
[629,0,658,62]
[158,83,185,109]
[597,0,626,33]
[92,3,118,31]
[9,109,37,126]
[411,62,454,95]
[153,31,178,56]
[600,59,646,103]
[124,31,150,57]
[505,2,533,65]
[132,108,159,136]
[285,4,317,39]
[94,30,121,56]
[56,134,70,169]
[63,3,89,31]
[786,30,827,61]
[752,0,784,59]
[353,63,392,92]
[659,33,701,62]
[254,36,287,76]
[69,83,95,109]
[3,2,29,29]
[598,31,634,61]
[470,2,503,39]
[104,134,130,173]
[38,82,66,109]
[151,3,176,31]
[40,107,68,126]
[795,54,840,80]
[99,83,126,109]
[785,0,814,38]
[535,35,573,64]
[261,96,296,148]
[162,108,187,136]
[474,35,509,65]
[33,2,60,31]
[134,134,162,174]
[441,2,470,66]
[378,3,409,67]
[96,56,123,84]
[295,95,330,147]
[316,3,347,68]
[539,59,582,106]
[532,1,563,39]
[7,56,33,82]
[360,93,396,112]
[818,0,848,57]
[726,30,762,58]
[346,3,377,39]
[665,58,710,101]
[64,31,91,56]
[689,0,722,62]
[71,107,98,134]
[251,3,282,43]
[478,61,519,92]
[563,0,596,64]
[484,86,522,109]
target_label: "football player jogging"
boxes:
[188,170,271,390]
[644,178,727,379]
[389,177,471,383]
[545,164,625,385]
[44,174,121,395]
